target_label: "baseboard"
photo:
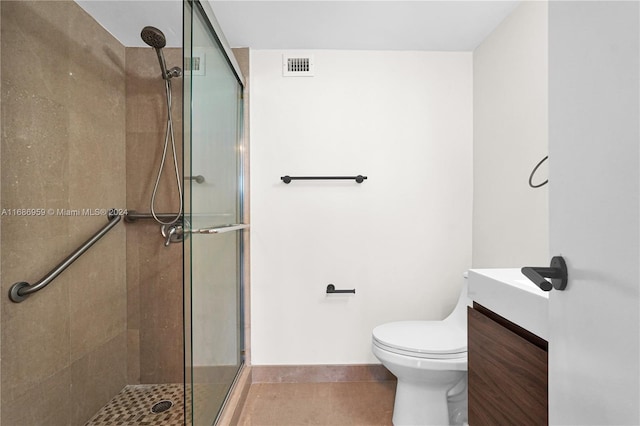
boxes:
[216,365,252,425]
[251,364,395,384]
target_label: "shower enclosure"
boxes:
[0,0,246,424]
[183,1,247,424]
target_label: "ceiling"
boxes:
[75,1,183,48]
[76,0,520,51]
[210,1,520,51]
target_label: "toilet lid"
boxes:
[372,321,467,358]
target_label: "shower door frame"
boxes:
[183,1,248,424]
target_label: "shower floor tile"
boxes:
[86,384,186,426]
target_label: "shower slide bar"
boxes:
[281,175,367,184]
[8,212,122,303]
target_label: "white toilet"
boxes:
[372,275,470,426]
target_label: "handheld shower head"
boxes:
[141,26,167,49]
[140,26,181,80]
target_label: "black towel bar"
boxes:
[281,175,367,184]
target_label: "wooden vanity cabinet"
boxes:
[468,303,548,426]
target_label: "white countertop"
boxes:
[468,268,549,341]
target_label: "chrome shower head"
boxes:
[141,26,167,49]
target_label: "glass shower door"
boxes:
[183,1,245,424]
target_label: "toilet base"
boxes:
[391,371,465,426]
[447,374,468,425]
[372,343,467,426]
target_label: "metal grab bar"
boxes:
[9,212,122,303]
[124,211,182,223]
[190,224,249,234]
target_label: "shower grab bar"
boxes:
[124,211,182,223]
[8,212,122,303]
[124,212,245,230]
[190,224,249,234]
[281,175,367,184]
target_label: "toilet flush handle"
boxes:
[521,256,568,291]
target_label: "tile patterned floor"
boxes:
[86,381,233,426]
[85,384,186,425]
[87,379,396,426]
[237,381,397,426]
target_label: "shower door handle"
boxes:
[191,224,249,234]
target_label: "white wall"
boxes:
[472,1,549,268]
[250,50,472,364]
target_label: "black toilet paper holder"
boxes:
[326,284,355,294]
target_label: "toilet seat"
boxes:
[372,321,467,359]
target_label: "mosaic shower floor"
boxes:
[86,384,187,426]
[86,381,232,426]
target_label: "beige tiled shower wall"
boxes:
[125,47,184,385]
[1,2,185,424]
[0,1,127,425]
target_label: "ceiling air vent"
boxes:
[283,55,314,77]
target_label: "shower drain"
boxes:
[151,400,173,414]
